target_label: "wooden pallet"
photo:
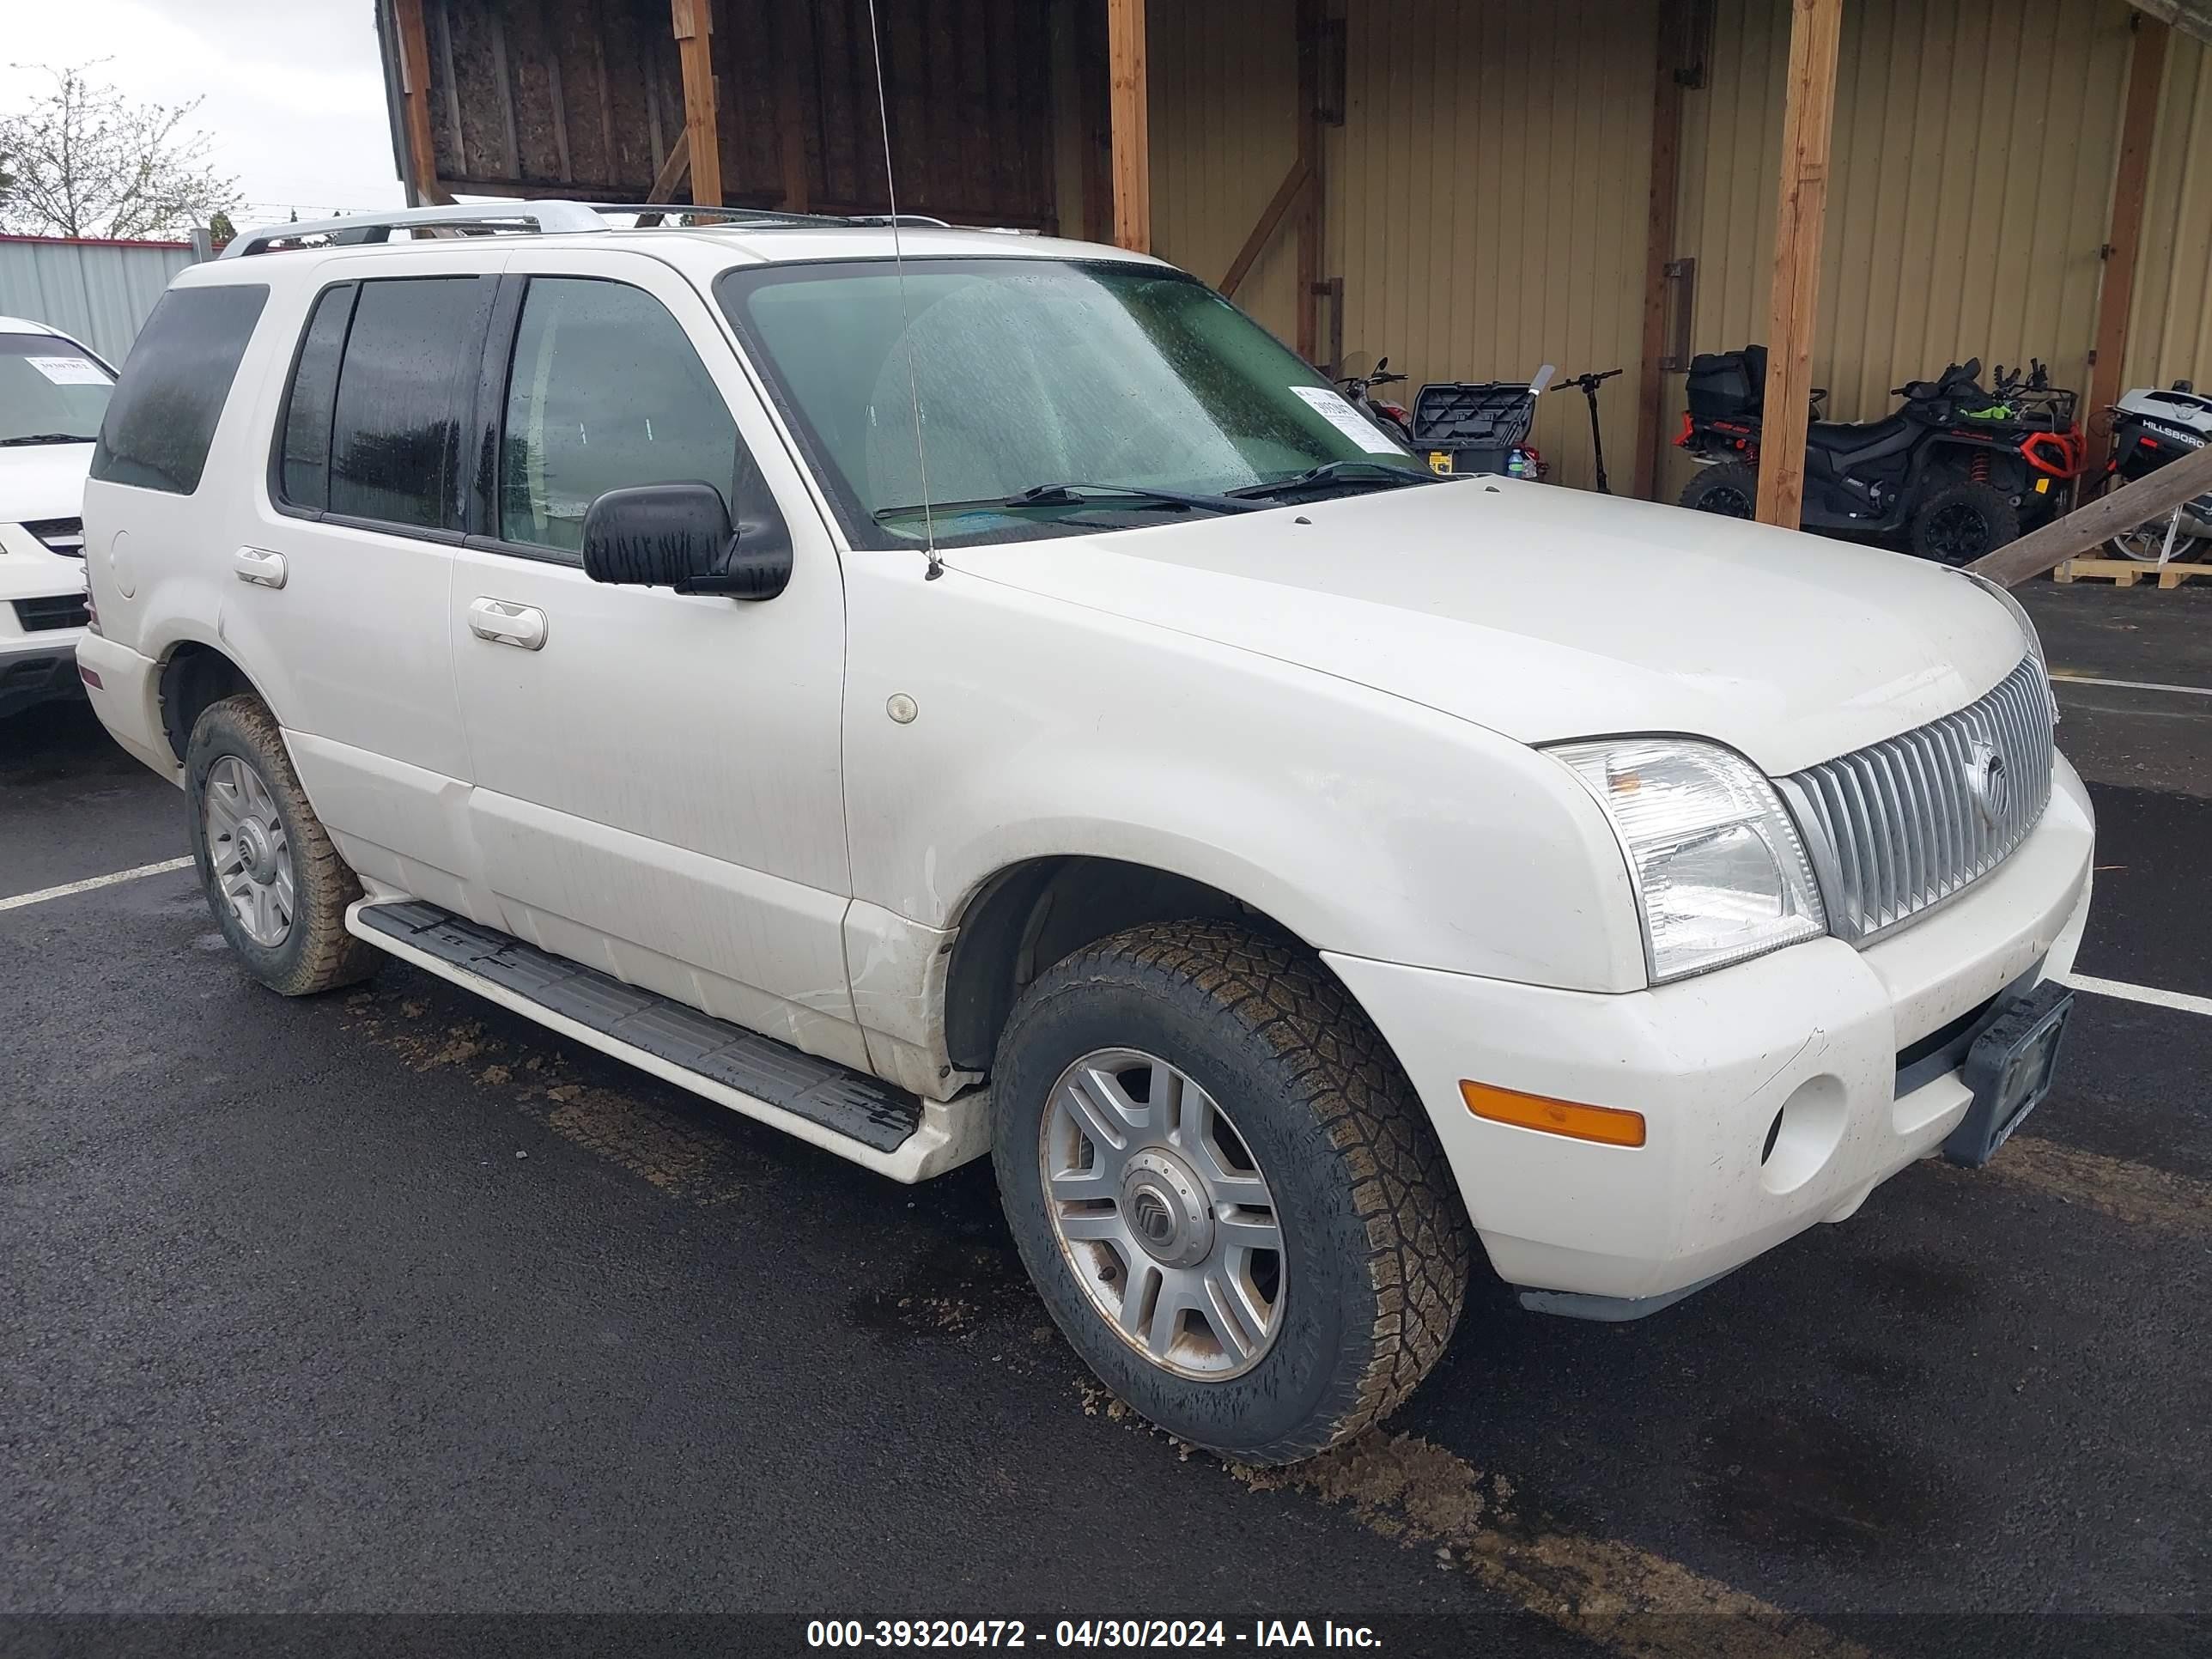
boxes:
[2051,556,2212,590]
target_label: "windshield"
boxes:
[715,258,1423,549]
[0,331,115,445]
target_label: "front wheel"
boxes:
[991,921,1471,1466]
[2095,470,2209,562]
[1909,480,2021,565]
[1679,460,1759,519]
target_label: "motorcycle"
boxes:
[1335,355,1414,444]
[2094,380,2212,562]
[1675,347,2086,564]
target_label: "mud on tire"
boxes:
[185,694,378,997]
[990,920,1472,1465]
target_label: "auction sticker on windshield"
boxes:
[1288,385,1404,455]
[26,356,107,385]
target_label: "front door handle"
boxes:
[233,546,287,588]
[467,596,548,651]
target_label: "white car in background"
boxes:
[0,315,112,721]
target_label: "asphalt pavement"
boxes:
[3,583,2209,1658]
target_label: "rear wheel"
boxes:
[185,695,377,997]
[1679,461,1759,519]
[2094,471,2208,562]
[1909,480,2020,565]
[990,921,1471,1466]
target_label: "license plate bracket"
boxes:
[1942,981,2074,1169]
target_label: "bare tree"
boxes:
[0,63,240,240]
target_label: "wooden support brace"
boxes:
[392,0,455,205]
[647,131,693,203]
[2087,15,2170,473]
[1107,0,1150,252]
[1636,1,1690,501]
[1967,439,2212,587]
[1219,157,1313,298]
[672,0,723,209]
[1754,0,1843,528]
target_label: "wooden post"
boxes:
[1635,1,1690,501]
[1294,0,1322,362]
[2087,15,2170,474]
[392,0,454,205]
[1754,0,1844,528]
[1107,0,1150,252]
[672,0,723,208]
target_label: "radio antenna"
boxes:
[865,0,941,580]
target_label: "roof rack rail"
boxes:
[222,200,607,258]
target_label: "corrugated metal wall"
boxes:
[1675,0,2136,446]
[2127,27,2212,387]
[1145,0,1305,342]
[1326,0,1659,489]
[0,237,198,366]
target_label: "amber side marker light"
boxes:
[1460,1079,1646,1147]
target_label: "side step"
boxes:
[346,898,988,1182]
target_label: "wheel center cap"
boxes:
[235,818,277,881]
[1121,1149,1212,1268]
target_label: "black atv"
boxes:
[1674,347,2086,564]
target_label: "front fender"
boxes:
[841,559,1644,994]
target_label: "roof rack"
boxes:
[222,199,955,258]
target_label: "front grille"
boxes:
[1784,656,2055,944]
[12,594,90,633]
[22,516,84,556]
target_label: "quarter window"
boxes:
[90,283,268,495]
[275,283,356,512]
[498,277,740,557]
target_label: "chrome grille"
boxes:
[1783,657,2055,944]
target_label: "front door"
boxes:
[446,250,863,1068]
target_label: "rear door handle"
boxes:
[233,547,287,588]
[467,596,548,651]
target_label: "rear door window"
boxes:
[90,283,269,495]
[496,276,742,558]
[274,283,356,512]
[323,276,495,532]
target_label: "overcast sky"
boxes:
[1,0,407,228]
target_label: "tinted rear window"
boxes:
[326,276,492,531]
[91,284,269,495]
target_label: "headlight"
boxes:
[1960,570,2059,725]
[1551,738,1827,985]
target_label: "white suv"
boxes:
[1,316,113,720]
[78,204,2094,1464]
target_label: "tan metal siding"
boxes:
[2126,27,2212,386]
[1323,0,1659,489]
[1146,0,1305,341]
[1674,0,2136,465]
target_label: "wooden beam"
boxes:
[1754,0,1844,528]
[2088,15,2170,474]
[1219,157,1312,298]
[1294,0,1322,362]
[641,130,692,217]
[1079,0,1114,242]
[1636,2,1690,501]
[776,0,815,212]
[1968,436,2212,586]
[672,0,723,208]
[1107,0,1150,252]
[392,0,454,205]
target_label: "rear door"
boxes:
[223,254,501,915]
[445,248,861,1067]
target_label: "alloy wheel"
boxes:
[1039,1048,1285,1380]
[203,754,296,947]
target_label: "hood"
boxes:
[948,478,2027,777]
[0,442,95,524]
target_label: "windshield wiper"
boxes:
[0,433,95,447]
[1225,459,1442,500]
[873,480,1265,523]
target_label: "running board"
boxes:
[345,898,988,1182]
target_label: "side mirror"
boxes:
[580,481,793,601]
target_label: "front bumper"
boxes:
[1328,750,2095,1307]
[0,609,88,720]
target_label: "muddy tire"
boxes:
[185,694,377,997]
[1679,461,1759,519]
[991,920,1471,1465]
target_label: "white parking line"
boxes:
[2062,971,2212,1019]
[0,856,196,913]
[2051,672,2212,698]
